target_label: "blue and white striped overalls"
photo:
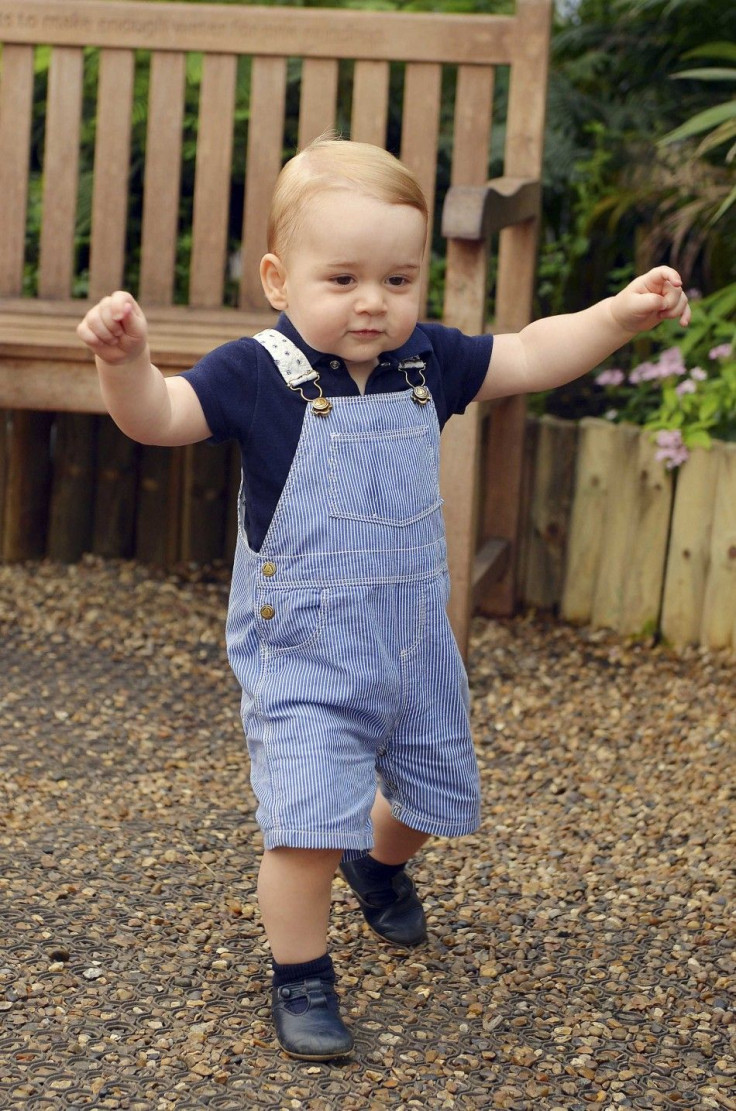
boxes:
[225,332,481,857]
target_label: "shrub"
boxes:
[589,283,736,467]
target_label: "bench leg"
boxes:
[2,411,53,560]
[440,404,482,660]
[477,394,526,617]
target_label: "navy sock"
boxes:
[359,855,406,881]
[342,854,408,904]
[271,952,334,989]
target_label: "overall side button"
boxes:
[260,604,276,620]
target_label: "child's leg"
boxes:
[339,791,430,948]
[370,789,430,864]
[258,847,342,962]
[258,846,353,1061]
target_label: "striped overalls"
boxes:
[225,332,481,857]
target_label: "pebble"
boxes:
[0,558,734,1108]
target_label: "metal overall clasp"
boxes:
[399,357,431,404]
[291,381,333,417]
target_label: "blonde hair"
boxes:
[267,135,428,257]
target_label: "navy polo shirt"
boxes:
[182,314,493,552]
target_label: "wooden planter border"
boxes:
[519,416,736,651]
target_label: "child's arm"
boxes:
[474,266,691,403]
[77,291,212,446]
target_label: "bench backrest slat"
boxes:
[399,62,442,312]
[351,60,390,148]
[0,44,34,296]
[240,56,288,311]
[189,52,238,309]
[39,46,84,297]
[298,58,339,150]
[452,65,495,187]
[139,51,186,306]
[89,48,135,299]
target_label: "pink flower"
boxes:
[629,348,686,384]
[655,428,689,469]
[690,367,707,381]
[596,368,625,387]
[675,379,697,396]
[709,343,733,360]
[657,347,687,377]
[629,361,656,384]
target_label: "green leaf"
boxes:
[684,429,713,449]
[660,101,736,145]
[710,183,736,225]
[674,67,736,82]
[696,118,736,155]
[682,42,736,64]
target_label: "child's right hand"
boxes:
[76,291,149,366]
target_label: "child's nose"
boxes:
[355,284,386,313]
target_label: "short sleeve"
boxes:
[181,339,259,444]
[418,323,494,420]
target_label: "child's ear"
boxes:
[260,253,288,310]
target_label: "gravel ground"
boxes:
[0,557,734,1111]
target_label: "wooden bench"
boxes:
[0,0,551,656]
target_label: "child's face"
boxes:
[266,190,427,374]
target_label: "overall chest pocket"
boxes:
[327,425,441,527]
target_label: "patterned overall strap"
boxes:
[253,329,333,416]
[253,329,319,388]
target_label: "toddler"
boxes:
[77,137,690,1061]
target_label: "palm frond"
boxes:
[675,67,736,82]
[661,101,736,146]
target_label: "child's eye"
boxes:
[387,275,411,287]
[331,275,354,286]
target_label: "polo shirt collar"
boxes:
[275,313,432,368]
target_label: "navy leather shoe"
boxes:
[340,860,427,948]
[272,977,354,1060]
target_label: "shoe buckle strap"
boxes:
[277,976,331,1006]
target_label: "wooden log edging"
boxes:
[521,416,735,651]
[692,441,736,651]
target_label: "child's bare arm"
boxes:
[474,266,691,403]
[77,292,212,446]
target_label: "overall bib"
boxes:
[226,333,481,857]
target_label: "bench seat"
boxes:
[0,300,277,411]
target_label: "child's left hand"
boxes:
[610,266,691,336]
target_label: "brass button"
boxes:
[311,397,332,416]
[259,604,275,620]
[262,561,277,577]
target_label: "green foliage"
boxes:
[643,286,736,451]
[660,43,736,225]
[540,0,736,309]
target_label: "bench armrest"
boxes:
[441,176,541,241]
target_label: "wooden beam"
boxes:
[0,1,516,65]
